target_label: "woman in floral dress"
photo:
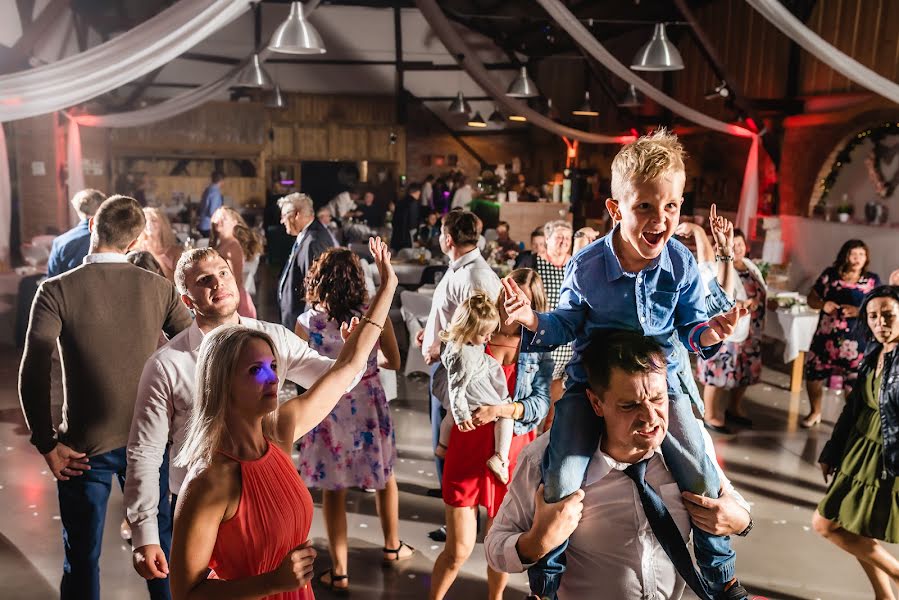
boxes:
[802,239,881,428]
[698,229,766,433]
[294,248,413,592]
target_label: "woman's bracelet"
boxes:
[360,315,384,331]
[511,402,524,420]
[716,255,735,262]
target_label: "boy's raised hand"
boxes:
[699,304,749,346]
[502,277,539,331]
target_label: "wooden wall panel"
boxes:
[799,0,899,95]
[329,125,368,160]
[110,102,265,149]
[269,125,295,158]
[296,126,329,160]
[14,114,65,240]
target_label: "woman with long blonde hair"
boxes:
[138,208,183,281]
[211,206,264,318]
[170,237,397,600]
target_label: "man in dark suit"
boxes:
[277,192,337,328]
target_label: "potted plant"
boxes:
[837,202,853,223]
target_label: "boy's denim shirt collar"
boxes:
[602,224,673,282]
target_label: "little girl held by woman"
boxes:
[438,293,514,483]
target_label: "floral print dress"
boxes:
[804,267,881,385]
[295,306,396,491]
[698,267,766,388]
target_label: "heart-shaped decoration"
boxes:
[874,140,899,197]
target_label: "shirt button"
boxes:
[640,317,645,324]
[540,329,546,335]
[536,339,542,344]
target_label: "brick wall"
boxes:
[13,114,65,241]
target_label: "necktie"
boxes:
[624,460,713,600]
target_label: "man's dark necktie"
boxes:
[624,459,713,600]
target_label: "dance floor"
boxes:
[0,338,892,599]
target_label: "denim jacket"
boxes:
[820,344,899,478]
[512,350,554,436]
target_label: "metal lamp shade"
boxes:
[618,84,642,107]
[265,84,286,108]
[467,111,487,128]
[631,23,684,71]
[488,106,505,123]
[572,91,598,116]
[236,54,273,88]
[448,91,472,115]
[268,1,326,54]
[506,66,538,98]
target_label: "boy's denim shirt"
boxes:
[522,226,721,385]
[511,351,554,436]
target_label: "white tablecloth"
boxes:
[391,262,426,286]
[763,308,819,363]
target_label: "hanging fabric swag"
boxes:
[0,0,252,123]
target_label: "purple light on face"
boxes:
[254,363,278,385]
[280,179,295,186]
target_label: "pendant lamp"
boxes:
[265,84,286,108]
[488,106,505,123]
[618,84,642,107]
[236,54,273,88]
[448,91,472,115]
[506,66,539,98]
[268,1,326,54]
[631,23,684,71]
[572,91,598,116]
[467,112,487,128]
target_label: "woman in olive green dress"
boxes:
[815,285,899,599]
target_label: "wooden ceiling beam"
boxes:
[0,0,70,74]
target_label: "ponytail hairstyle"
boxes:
[440,292,500,350]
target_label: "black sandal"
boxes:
[318,569,349,594]
[382,541,415,565]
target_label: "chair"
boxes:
[400,290,433,377]
[349,241,373,262]
[379,368,398,402]
[418,265,447,287]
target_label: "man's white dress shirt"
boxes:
[485,428,748,600]
[327,191,357,220]
[125,317,343,548]
[421,247,501,356]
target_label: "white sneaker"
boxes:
[486,453,509,484]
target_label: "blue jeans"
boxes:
[429,362,446,484]
[58,446,173,600]
[528,382,736,598]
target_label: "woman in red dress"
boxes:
[169,237,397,600]
[430,269,554,600]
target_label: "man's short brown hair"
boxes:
[582,329,667,395]
[71,189,107,217]
[92,195,145,251]
[443,210,480,247]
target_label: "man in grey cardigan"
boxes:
[19,195,192,600]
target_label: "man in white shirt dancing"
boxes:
[125,248,357,582]
[486,330,753,600]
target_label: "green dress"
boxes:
[818,370,899,542]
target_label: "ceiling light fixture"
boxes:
[572,91,598,116]
[467,111,487,128]
[265,84,286,108]
[508,114,527,122]
[235,53,273,88]
[506,66,539,98]
[268,1,326,54]
[631,23,684,71]
[488,106,505,123]
[448,91,472,115]
[704,81,730,100]
[618,84,642,107]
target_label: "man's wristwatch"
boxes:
[736,517,753,537]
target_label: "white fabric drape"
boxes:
[0,125,10,267]
[415,0,629,144]
[747,0,899,105]
[66,119,85,227]
[0,0,252,123]
[536,0,759,228]
[736,135,760,237]
[74,51,265,129]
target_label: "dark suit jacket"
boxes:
[279,219,337,328]
[513,251,537,270]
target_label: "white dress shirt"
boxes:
[327,191,357,220]
[422,180,433,208]
[421,247,501,356]
[125,317,345,548]
[451,184,473,209]
[485,427,748,600]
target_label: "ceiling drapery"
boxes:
[0,0,252,123]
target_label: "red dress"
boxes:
[442,345,537,517]
[209,441,315,599]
